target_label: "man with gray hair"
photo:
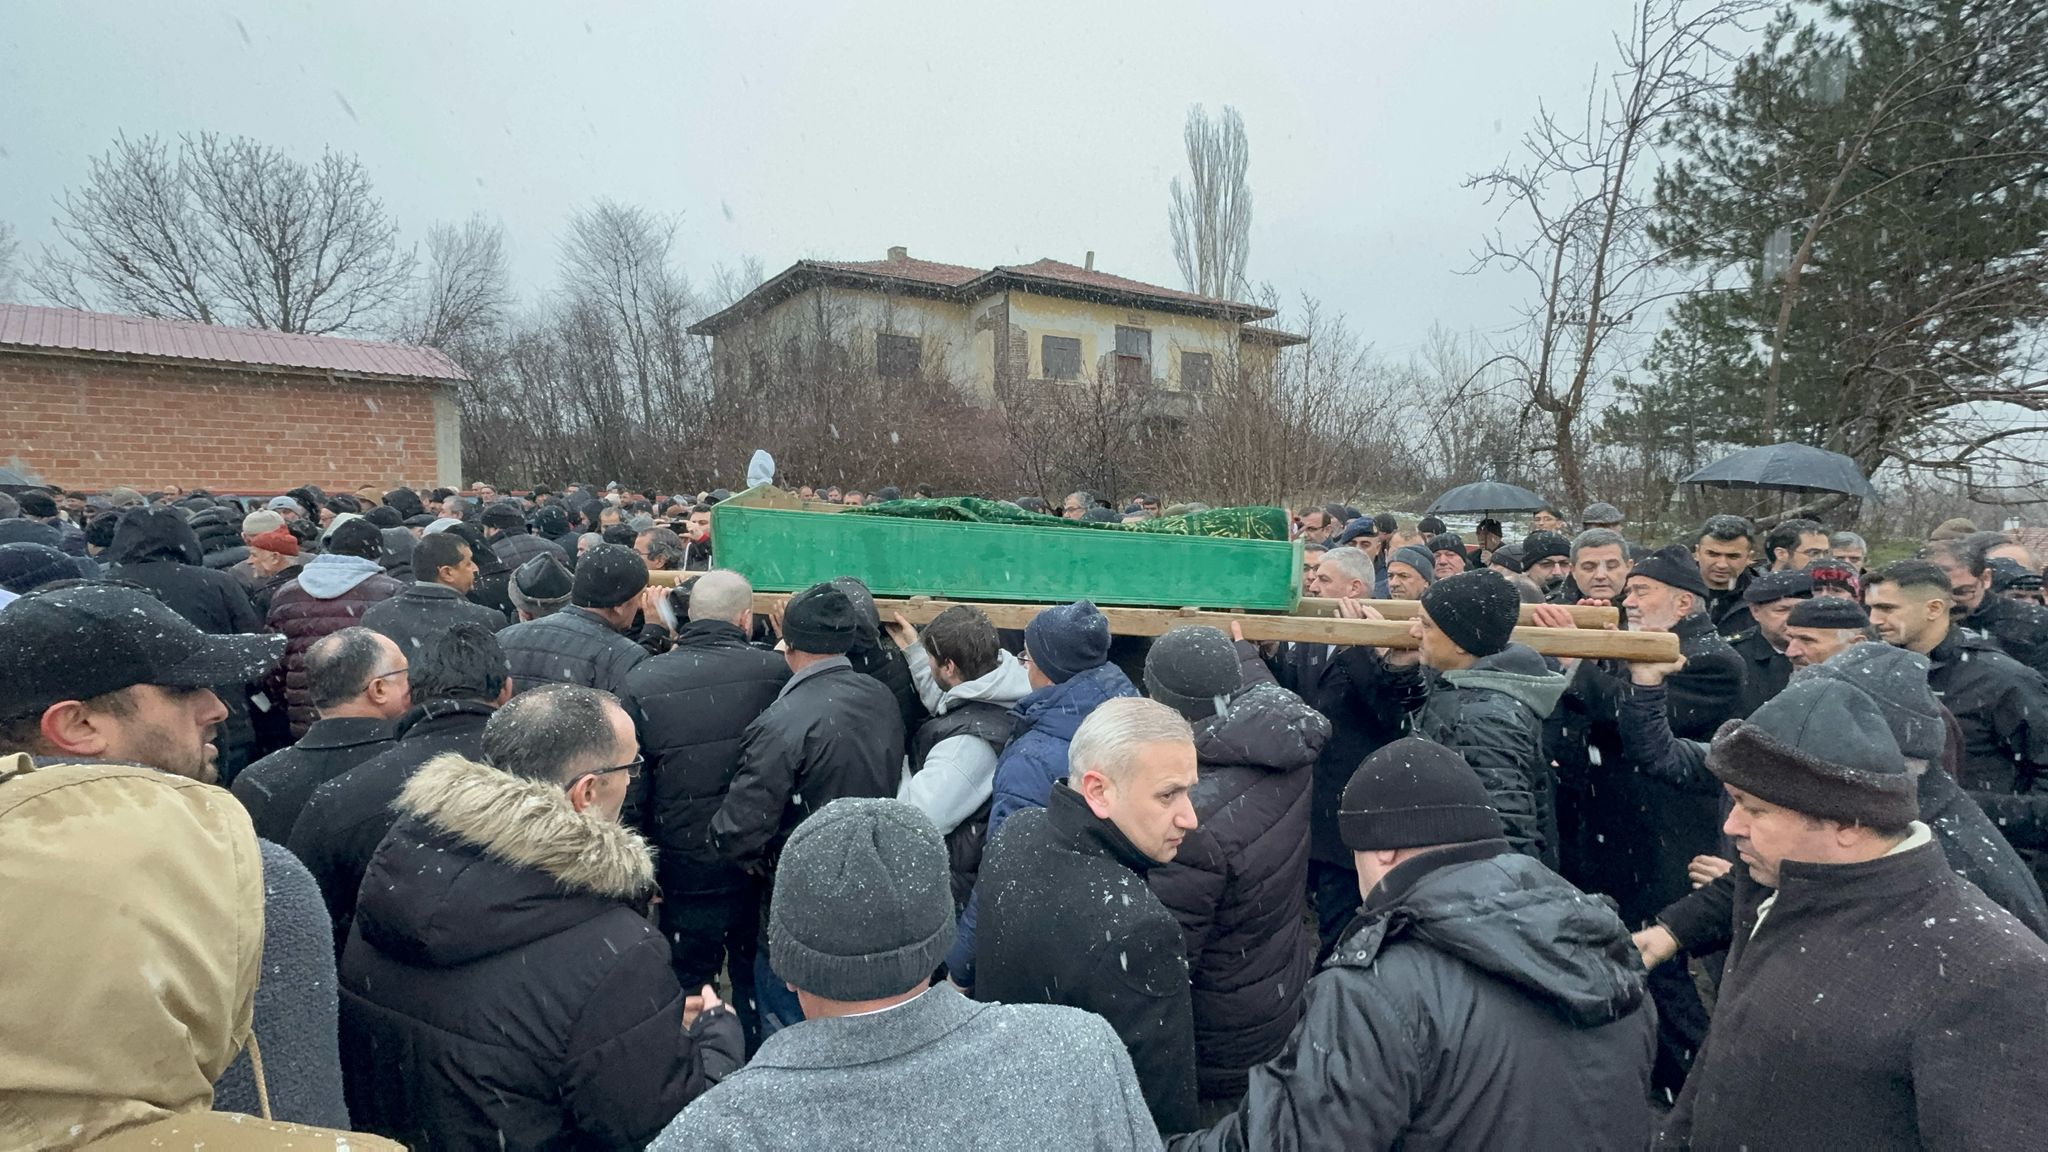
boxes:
[974,697,1202,1133]
[1554,527,1631,605]
[654,798,1163,1150]
[233,627,408,843]
[340,684,741,1148]
[621,569,790,1046]
[1828,530,1868,572]
[635,526,687,572]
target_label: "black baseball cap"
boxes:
[0,584,285,721]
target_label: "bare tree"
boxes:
[1169,105,1254,300]
[558,200,704,433]
[1464,0,1768,508]
[30,132,413,334]
[0,221,19,302]
[707,255,768,312]
[403,213,510,351]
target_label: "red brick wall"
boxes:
[1,350,452,493]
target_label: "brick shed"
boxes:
[0,302,467,493]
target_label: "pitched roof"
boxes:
[0,302,468,381]
[689,251,1277,335]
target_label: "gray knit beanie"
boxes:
[1145,626,1243,720]
[1707,676,1916,827]
[1389,545,1439,585]
[768,798,956,1001]
[1791,644,1945,764]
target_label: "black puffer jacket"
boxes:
[1927,630,2048,885]
[619,619,790,899]
[1266,641,1425,866]
[1171,842,1655,1151]
[339,754,741,1150]
[498,605,649,696]
[1149,672,1330,1101]
[287,698,496,950]
[360,581,508,656]
[489,527,567,573]
[709,659,905,872]
[1411,644,1566,865]
[1971,594,2048,677]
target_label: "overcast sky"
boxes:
[4,0,1705,357]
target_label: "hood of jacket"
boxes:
[353,753,656,968]
[746,449,776,489]
[104,505,204,567]
[0,755,263,1150]
[295,552,389,599]
[1012,661,1138,742]
[1335,840,1644,1028]
[937,649,1033,714]
[1195,681,1332,773]
[1441,642,1567,719]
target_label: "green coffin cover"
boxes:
[710,488,1303,610]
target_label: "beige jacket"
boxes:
[0,754,398,1151]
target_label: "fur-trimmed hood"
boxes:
[352,753,655,968]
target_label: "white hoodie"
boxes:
[897,645,1032,834]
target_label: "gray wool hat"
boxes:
[1581,501,1625,526]
[1388,544,1439,585]
[1792,644,1945,764]
[768,797,957,1001]
[1707,675,1916,828]
[1145,626,1243,720]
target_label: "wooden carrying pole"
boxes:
[643,573,1673,661]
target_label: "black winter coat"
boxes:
[268,557,405,736]
[103,506,269,776]
[499,606,649,696]
[360,581,508,656]
[1554,614,1744,924]
[1705,570,1755,639]
[1927,629,2048,875]
[709,659,904,873]
[339,753,741,1150]
[1171,841,1655,1151]
[1266,641,1425,866]
[231,716,396,844]
[1728,626,1791,719]
[1411,644,1566,865]
[287,699,496,950]
[489,528,567,573]
[618,620,790,899]
[1148,672,1330,1101]
[976,784,1201,1135]
[1970,593,2048,676]
[1660,841,2048,1151]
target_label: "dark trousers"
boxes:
[1309,859,1362,960]
[661,886,762,1053]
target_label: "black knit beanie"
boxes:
[1630,544,1711,599]
[783,582,859,655]
[768,798,956,1000]
[1340,738,1504,850]
[1785,596,1870,631]
[1419,571,1520,658]
[1144,626,1243,720]
[571,544,648,609]
[1706,676,1916,827]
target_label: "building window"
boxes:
[1115,326,1151,385]
[876,333,922,379]
[1042,335,1081,380]
[1181,351,1213,392]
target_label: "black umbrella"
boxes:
[1425,481,1550,515]
[1682,442,1876,500]
[0,465,44,493]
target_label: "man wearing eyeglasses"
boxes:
[233,627,410,843]
[338,683,743,1149]
[289,622,514,952]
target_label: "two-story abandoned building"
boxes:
[686,247,1304,407]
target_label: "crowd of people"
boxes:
[2,473,2047,1150]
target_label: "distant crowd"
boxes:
[1,472,2045,1150]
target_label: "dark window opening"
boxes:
[1042,335,1081,380]
[877,333,922,379]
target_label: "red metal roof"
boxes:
[0,302,468,380]
[994,258,1225,308]
[808,255,986,288]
